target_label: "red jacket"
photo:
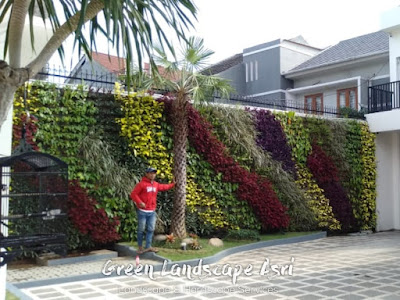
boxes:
[130,177,175,211]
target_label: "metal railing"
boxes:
[34,65,363,119]
[211,94,343,118]
[368,81,400,113]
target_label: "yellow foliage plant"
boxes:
[360,123,377,230]
[296,165,341,231]
[115,85,231,230]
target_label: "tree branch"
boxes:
[26,0,105,76]
[8,0,31,68]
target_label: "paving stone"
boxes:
[318,289,344,297]
[78,293,105,299]
[68,288,96,294]
[29,288,57,294]
[34,292,65,298]
[296,294,321,300]
[338,295,366,300]
[12,231,400,300]
[358,289,387,297]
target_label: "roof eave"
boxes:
[283,51,388,79]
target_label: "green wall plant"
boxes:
[360,123,377,230]
[198,106,317,231]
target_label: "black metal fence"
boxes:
[211,94,342,118]
[34,65,363,119]
[36,64,117,91]
[369,81,400,113]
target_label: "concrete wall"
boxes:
[243,45,282,96]
[218,63,246,95]
[375,131,400,231]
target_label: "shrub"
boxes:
[187,104,289,230]
[307,145,357,232]
[225,229,260,241]
[68,180,120,245]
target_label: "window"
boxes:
[246,60,258,83]
[337,87,358,110]
[250,61,253,81]
[304,93,323,115]
[255,60,258,81]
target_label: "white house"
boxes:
[366,6,400,231]
[283,31,390,115]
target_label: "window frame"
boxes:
[304,93,324,115]
[337,87,358,110]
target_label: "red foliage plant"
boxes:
[12,114,39,151]
[68,180,120,244]
[185,104,289,230]
[307,144,357,231]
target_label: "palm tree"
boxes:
[0,0,197,131]
[152,37,234,238]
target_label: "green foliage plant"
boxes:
[360,123,377,230]
[116,89,232,234]
[342,121,364,225]
[225,229,260,241]
[274,112,312,165]
[187,147,260,231]
[296,165,341,231]
[275,111,341,231]
[198,105,317,231]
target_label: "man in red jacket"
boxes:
[130,167,175,254]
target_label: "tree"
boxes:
[152,37,234,238]
[0,0,197,131]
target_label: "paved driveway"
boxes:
[13,231,400,299]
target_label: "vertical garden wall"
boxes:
[12,82,377,250]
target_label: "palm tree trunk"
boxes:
[170,92,188,238]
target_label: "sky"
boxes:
[191,0,400,64]
[50,0,400,68]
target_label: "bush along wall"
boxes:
[13,83,377,241]
[360,123,377,230]
[13,82,121,250]
[198,106,316,231]
[307,144,357,232]
[187,105,290,231]
[115,92,237,235]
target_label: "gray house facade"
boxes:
[204,36,321,103]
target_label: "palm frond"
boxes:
[78,132,139,199]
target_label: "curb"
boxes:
[14,231,326,289]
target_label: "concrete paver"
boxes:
[7,231,400,299]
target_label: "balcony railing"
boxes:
[369,81,400,113]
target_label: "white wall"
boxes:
[0,13,53,65]
[375,131,400,231]
[280,41,320,73]
[0,14,52,300]
[388,28,400,82]
[366,110,400,132]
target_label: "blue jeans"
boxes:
[137,210,157,249]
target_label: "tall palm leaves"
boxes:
[0,0,197,129]
[151,37,234,238]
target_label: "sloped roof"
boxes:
[143,62,181,81]
[200,53,243,75]
[91,52,126,74]
[285,31,389,74]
